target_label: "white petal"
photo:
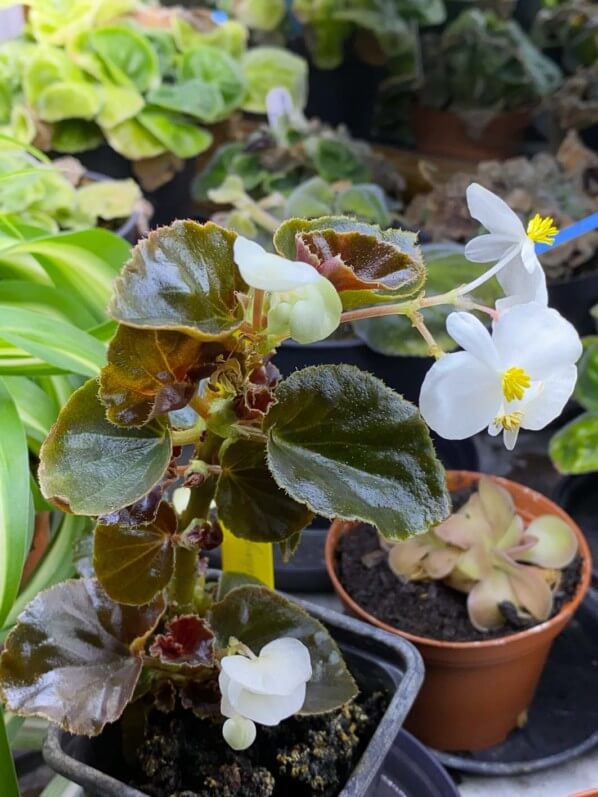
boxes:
[234,236,320,292]
[420,351,502,439]
[466,183,525,238]
[219,672,235,719]
[287,279,342,344]
[464,235,517,263]
[221,638,311,696]
[492,304,582,379]
[223,716,257,750]
[266,87,293,129]
[521,237,541,274]
[503,427,520,450]
[496,256,547,310]
[227,680,307,726]
[446,312,501,371]
[520,366,578,431]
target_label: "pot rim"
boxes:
[325,469,592,652]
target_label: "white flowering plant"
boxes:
[0,185,581,752]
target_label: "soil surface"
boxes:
[336,524,583,643]
[136,689,387,797]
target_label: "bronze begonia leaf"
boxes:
[94,502,178,605]
[0,579,165,736]
[109,220,247,339]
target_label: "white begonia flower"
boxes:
[463,183,558,308]
[234,236,321,292]
[234,236,342,343]
[420,303,582,450]
[219,637,312,750]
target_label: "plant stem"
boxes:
[189,394,211,419]
[409,312,443,359]
[171,546,199,610]
[252,289,265,332]
[171,418,206,446]
[234,425,267,442]
[240,197,280,234]
[0,708,20,797]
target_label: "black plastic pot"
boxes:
[273,337,431,405]
[556,473,598,586]
[548,269,598,336]
[378,731,460,797]
[43,598,424,797]
[290,37,385,139]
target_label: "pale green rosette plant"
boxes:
[0,0,307,188]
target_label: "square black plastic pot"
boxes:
[43,597,424,797]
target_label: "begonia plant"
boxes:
[0,184,582,765]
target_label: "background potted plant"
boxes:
[0,0,307,223]
[411,7,563,159]
[326,471,591,750]
[0,136,150,241]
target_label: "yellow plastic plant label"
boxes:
[221,526,274,588]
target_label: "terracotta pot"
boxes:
[568,790,598,797]
[325,471,592,752]
[411,105,531,161]
[21,512,51,586]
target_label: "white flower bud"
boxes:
[222,715,257,751]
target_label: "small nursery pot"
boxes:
[44,598,424,797]
[411,106,530,161]
[325,471,592,752]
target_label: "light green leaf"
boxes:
[241,47,307,113]
[549,412,598,474]
[0,307,106,376]
[574,341,598,412]
[147,79,225,123]
[2,376,58,451]
[104,118,166,161]
[265,364,450,539]
[89,26,160,93]
[0,379,32,627]
[137,108,213,159]
[35,81,100,123]
[39,379,172,516]
[96,85,145,129]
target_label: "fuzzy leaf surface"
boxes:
[264,365,449,539]
[216,438,314,543]
[109,221,246,340]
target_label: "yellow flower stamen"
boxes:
[502,366,531,402]
[494,411,524,432]
[527,214,559,246]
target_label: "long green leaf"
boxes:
[0,307,106,375]
[3,376,58,452]
[0,708,19,797]
[2,513,87,634]
[0,281,97,328]
[0,380,31,627]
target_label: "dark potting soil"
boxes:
[136,689,387,797]
[336,524,583,643]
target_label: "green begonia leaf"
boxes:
[99,326,225,427]
[23,46,84,106]
[109,221,247,340]
[575,341,598,412]
[147,79,225,123]
[336,184,390,227]
[39,379,172,515]
[0,579,165,736]
[210,586,357,714]
[241,47,307,113]
[89,26,160,93]
[284,177,335,219]
[550,412,598,475]
[274,216,425,309]
[35,81,100,123]
[75,179,141,222]
[94,502,177,605]
[215,438,314,543]
[104,118,166,160]
[264,364,449,539]
[137,108,213,159]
